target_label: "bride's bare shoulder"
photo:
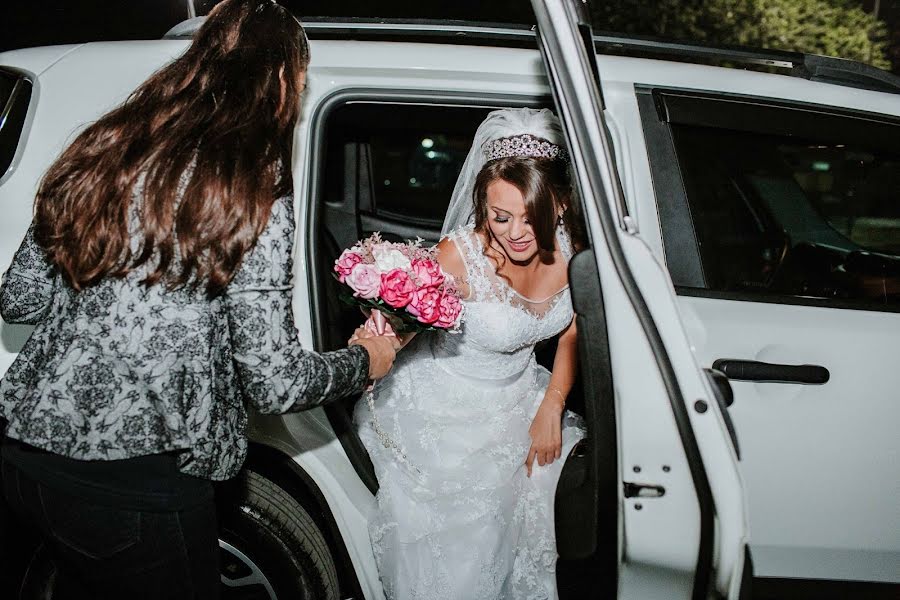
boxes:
[436,236,471,297]
[436,237,466,280]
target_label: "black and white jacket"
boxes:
[0,195,368,480]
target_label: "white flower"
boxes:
[372,246,411,274]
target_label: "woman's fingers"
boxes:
[543,448,555,466]
[534,443,563,469]
[527,435,564,476]
[349,326,380,346]
[353,326,375,340]
[525,446,537,477]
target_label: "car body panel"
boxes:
[533,1,748,596]
[619,65,900,582]
[678,295,900,582]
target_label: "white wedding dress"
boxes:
[354,224,586,600]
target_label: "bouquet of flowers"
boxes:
[333,233,464,337]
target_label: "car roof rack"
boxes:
[163,17,900,96]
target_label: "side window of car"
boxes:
[641,90,900,310]
[369,129,468,224]
[0,68,33,182]
[323,103,492,236]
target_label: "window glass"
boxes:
[325,103,492,227]
[672,124,900,307]
[0,70,32,181]
[369,131,471,223]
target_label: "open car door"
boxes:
[533,1,750,598]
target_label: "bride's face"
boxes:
[485,179,540,263]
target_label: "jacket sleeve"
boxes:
[0,222,57,325]
[224,195,369,414]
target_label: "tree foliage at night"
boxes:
[590,0,891,69]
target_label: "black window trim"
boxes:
[636,84,900,313]
[676,286,900,314]
[0,66,36,187]
[636,88,706,289]
[650,87,900,152]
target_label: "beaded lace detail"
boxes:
[353,223,585,599]
[455,223,574,317]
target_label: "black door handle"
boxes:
[712,359,829,385]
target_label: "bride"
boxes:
[353,108,586,600]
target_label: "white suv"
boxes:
[1,1,898,598]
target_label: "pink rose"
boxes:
[334,250,363,283]
[345,264,381,299]
[411,258,444,288]
[406,286,442,324]
[379,268,416,308]
[434,290,463,329]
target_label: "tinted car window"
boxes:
[324,103,491,228]
[672,124,900,307]
[0,69,33,181]
[370,131,471,224]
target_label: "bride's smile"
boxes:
[486,179,540,262]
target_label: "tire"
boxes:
[217,470,340,600]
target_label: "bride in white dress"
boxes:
[353,108,586,600]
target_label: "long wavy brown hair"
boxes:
[34,0,310,296]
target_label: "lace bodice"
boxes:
[355,222,584,600]
[431,225,575,380]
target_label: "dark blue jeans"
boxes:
[1,458,220,599]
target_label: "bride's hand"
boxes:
[525,394,565,477]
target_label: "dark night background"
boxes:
[2,1,899,74]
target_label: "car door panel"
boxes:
[533,1,749,597]
[556,249,612,563]
[681,294,900,583]
[636,84,900,585]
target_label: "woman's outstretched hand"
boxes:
[525,392,565,477]
[350,325,415,351]
[350,328,400,380]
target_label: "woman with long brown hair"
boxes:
[0,1,396,597]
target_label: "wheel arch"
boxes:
[228,441,365,600]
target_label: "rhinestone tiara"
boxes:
[481,133,569,163]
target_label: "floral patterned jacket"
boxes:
[0,195,368,480]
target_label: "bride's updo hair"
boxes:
[472,155,580,253]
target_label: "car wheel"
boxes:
[218,470,340,600]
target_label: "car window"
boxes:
[0,69,33,181]
[370,130,470,224]
[670,123,900,308]
[324,103,491,228]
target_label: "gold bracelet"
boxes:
[546,385,566,406]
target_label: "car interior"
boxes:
[673,124,900,303]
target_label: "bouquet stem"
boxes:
[364,308,398,339]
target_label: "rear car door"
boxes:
[639,86,900,593]
[532,1,750,598]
